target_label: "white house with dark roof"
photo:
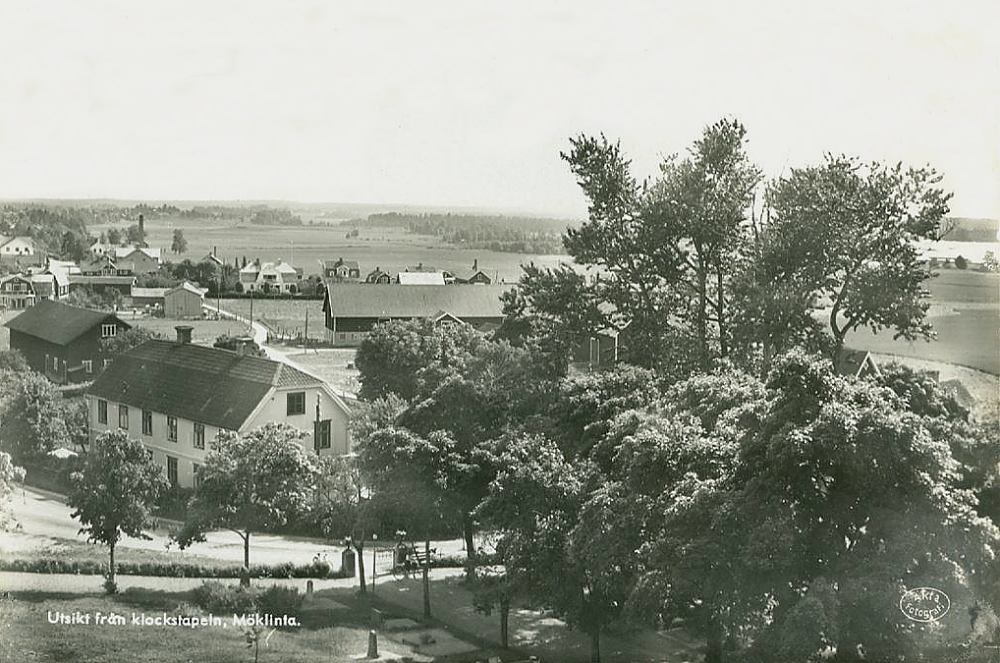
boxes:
[86,328,352,487]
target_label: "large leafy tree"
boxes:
[68,429,167,592]
[0,371,71,462]
[638,352,999,661]
[761,155,951,364]
[513,119,761,373]
[170,228,188,254]
[174,423,319,586]
[310,454,374,593]
[0,451,25,531]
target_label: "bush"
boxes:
[257,585,303,619]
[191,581,259,614]
[0,557,353,579]
[955,254,969,269]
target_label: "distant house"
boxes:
[28,272,70,302]
[86,331,353,487]
[4,300,130,383]
[80,255,132,277]
[130,287,170,309]
[114,247,162,275]
[164,281,205,318]
[395,271,446,285]
[322,282,510,346]
[239,260,300,293]
[0,236,42,267]
[0,274,36,309]
[89,241,114,258]
[454,269,493,285]
[323,258,361,281]
[69,274,136,297]
[365,267,392,284]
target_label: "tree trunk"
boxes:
[717,267,727,358]
[241,532,251,587]
[704,611,725,663]
[422,539,431,619]
[500,597,510,649]
[108,540,116,590]
[697,268,709,369]
[462,512,477,580]
[590,628,601,663]
[354,540,367,594]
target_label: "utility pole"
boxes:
[302,309,308,355]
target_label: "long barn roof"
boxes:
[4,300,129,346]
[322,283,511,319]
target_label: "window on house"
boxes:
[52,356,59,372]
[167,416,177,442]
[166,457,178,486]
[286,392,306,416]
[315,419,332,450]
[142,410,153,436]
[97,400,108,424]
[101,324,117,338]
[192,463,202,489]
[193,423,205,449]
[118,405,129,429]
[82,360,93,374]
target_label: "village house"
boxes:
[239,260,300,293]
[364,267,392,284]
[114,246,162,274]
[321,282,510,345]
[3,299,130,383]
[0,274,36,309]
[86,328,352,488]
[0,236,42,268]
[322,258,361,281]
[164,281,206,318]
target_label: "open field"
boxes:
[124,314,254,346]
[92,216,573,282]
[0,590,404,663]
[219,297,326,341]
[844,270,999,375]
[285,349,360,395]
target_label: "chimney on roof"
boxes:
[234,336,253,357]
[473,258,478,271]
[138,214,144,233]
[175,325,193,345]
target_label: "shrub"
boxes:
[257,585,303,620]
[955,254,969,270]
[0,557,352,579]
[191,581,259,614]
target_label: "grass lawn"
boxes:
[219,298,327,340]
[0,589,393,663]
[0,534,260,571]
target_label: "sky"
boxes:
[0,1,997,219]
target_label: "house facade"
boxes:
[0,236,41,267]
[239,260,300,293]
[114,247,161,274]
[0,274,36,309]
[322,282,510,346]
[86,333,352,488]
[164,281,205,318]
[365,267,392,284]
[323,258,361,281]
[4,300,131,383]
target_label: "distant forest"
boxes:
[345,212,574,254]
[945,217,998,242]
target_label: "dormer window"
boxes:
[101,324,117,338]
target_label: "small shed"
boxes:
[164,281,205,319]
[131,287,169,308]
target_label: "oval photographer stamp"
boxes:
[899,587,951,623]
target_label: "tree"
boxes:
[954,254,968,270]
[516,119,761,373]
[310,455,373,593]
[126,223,146,247]
[106,228,122,245]
[0,349,29,373]
[982,250,998,272]
[171,228,188,255]
[0,372,71,461]
[100,327,165,359]
[0,451,25,531]
[68,429,167,592]
[174,423,319,586]
[762,155,952,364]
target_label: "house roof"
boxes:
[167,281,206,297]
[88,339,324,430]
[324,259,360,270]
[4,300,130,345]
[69,275,136,286]
[131,287,170,299]
[0,236,34,249]
[396,272,446,285]
[115,247,161,261]
[323,283,511,319]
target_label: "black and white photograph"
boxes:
[0,2,997,662]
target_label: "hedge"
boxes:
[0,558,352,579]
